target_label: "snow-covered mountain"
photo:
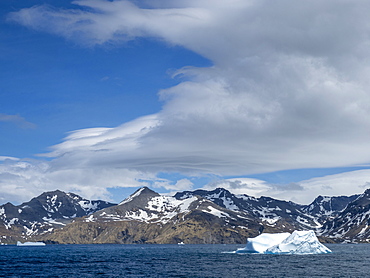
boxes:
[302,194,359,222]
[175,188,322,231]
[0,190,115,244]
[37,187,358,244]
[319,189,370,242]
[42,187,262,244]
[0,187,368,244]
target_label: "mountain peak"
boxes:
[363,188,370,196]
[118,187,159,206]
[40,189,65,196]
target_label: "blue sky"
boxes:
[0,0,210,157]
[2,0,370,205]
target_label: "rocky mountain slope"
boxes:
[0,190,115,244]
[0,187,367,244]
[318,189,370,242]
[39,187,262,244]
[175,188,321,231]
[302,194,359,223]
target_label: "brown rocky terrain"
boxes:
[1,186,368,245]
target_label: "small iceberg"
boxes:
[17,241,46,246]
[236,230,331,255]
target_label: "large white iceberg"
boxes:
[236,232,290,253]
[236,230,331,255]
[265,230,332,254]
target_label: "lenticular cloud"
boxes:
[6,0,370,197]
[37,1,370,172]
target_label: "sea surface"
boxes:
[0,243,369,277]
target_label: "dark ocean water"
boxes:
[0,244,369,277]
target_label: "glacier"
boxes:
[236,230,332,255]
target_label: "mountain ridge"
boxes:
[0,190,116,244]
[0,187,368,244]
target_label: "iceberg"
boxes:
[236,230,331,255]
[17,241,46,246]
[265,230,332,255]
[236,232,290,253]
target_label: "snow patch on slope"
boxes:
[79,200,98,212]
[203,206,231,218]
[94,195,198,224]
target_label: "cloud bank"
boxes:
[203,170,370,204]
[4,0,370,203]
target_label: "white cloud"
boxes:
[5,0,370,202]
[0,156,19,162]
[0,158,155,204]
[294,170,370,203]
[202,178,272,196]
[152,178,194,191]
[203,170,370,205]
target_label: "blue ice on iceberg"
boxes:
[236,230,331,255]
